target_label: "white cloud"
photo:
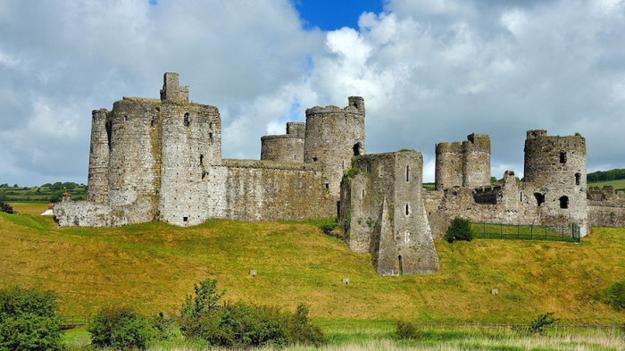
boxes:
[2,0,625,185]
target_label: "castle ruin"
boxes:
[54,72,625,276]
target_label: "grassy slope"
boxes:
[2,203,625,325]
[588,179,625,191]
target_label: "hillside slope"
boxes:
[1,203,624,324]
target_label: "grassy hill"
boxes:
[1,203,625,326]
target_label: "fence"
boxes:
[470,222,581,243]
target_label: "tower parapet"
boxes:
[304,97,365,197]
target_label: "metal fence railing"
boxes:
[470,222,581,243]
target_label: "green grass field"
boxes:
[2,202,625,327]
[588,179,625,191]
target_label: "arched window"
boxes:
[559,196,569,209]
[559,151,567,164]
[405,165,410,182]
[575,173,581,186]
[398,255,403,275]
[183,113,190,127]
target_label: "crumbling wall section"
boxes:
[340,150,438,276]
[588,186,625,227]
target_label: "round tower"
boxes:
[87,108,111,203]
[434,142,463,190]
[462,133,491,188]
[304,96,365,197]
[106,97,162,224]
[524,129,587,235]
[260,135,304,162]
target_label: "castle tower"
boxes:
[434,142,463,190]
[159,73,222,226]
[304,96,365,197]
[524,129,588,236]
[462,133,491,188]
[87,108,111,203]
[260,122,305,162]
[340,150,439,275]
[106,97,162,224]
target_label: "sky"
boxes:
[1,0,625,186]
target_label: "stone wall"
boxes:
[53,200,121,227]
[304,97,365,198]
[286,122,306,138]
[588,186,625,227]
[340,150,438,275]
[215,160,335,221]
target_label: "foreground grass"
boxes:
[1,202,625,325]
[63,323,625,350]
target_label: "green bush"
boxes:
[528,312,557,334]
[604,280,625,311]
[395,320,421,340]
[445,217,473,243]
[0,287,64,351]
[89,307,156,350]
[180,279,325,348]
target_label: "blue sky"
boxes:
[292,0,384,30]
[1,0,625,185]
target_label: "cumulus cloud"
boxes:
[1,0,625,185]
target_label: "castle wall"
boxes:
[87,109,111,203]
[218,160,335,221]
[106,97,162,224]
[340,150,438,275]
[53,200,120,227]
[304,97,365,198]
[587,186,625,227]
[260,135,304,162]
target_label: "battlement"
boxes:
[464,133,490,152]
[160,72,189,104]
[223,159,320,171]
[524,130,586,153]
[435,142,463,153]
[526,129,548,139]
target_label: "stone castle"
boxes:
[55,72,625,276]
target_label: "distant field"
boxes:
[2,202,625,327]
[588,179,625,191]
[0,182,87,202]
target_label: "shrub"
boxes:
[395,320,421,340]
[604,280,625,311]
[287,304,325,346]
[0,202,14,214]
[180,279,325,348]
[528,312,557,334]
[319,219,338,235]
[445,217,473,243]
[152,312,175,341]
[0,287,64,351]
[89,307,156,350]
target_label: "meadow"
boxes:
[2,202,625,350]
[588,178,625,191]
